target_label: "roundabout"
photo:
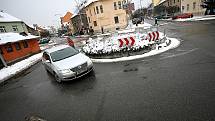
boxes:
[81,28,180,63]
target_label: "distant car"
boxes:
[154,15,163,20]
[172,13,193,20]
[132,17,142,24]
[39,38,50,44]
[154,14,171,20]
[42,45,94,83]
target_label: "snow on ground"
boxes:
[83,22,155,54]
[0,53,42,83]
[120,22,152,33]
[91,37,180,63]
[83,32,151,54]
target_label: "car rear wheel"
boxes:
[54,73,62,83]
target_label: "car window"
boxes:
[50,47,79,62]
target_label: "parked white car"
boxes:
[42,45,94,83]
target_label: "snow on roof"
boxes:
[84,0,99,7]
[0,32,39,45]
[0,11,22,22]
[157,0,166,6]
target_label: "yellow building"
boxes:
[84,0,129,33]
[181,0,206,16]
[152,0,161,6]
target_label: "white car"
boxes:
[42,45,94,83]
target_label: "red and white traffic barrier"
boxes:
[147,31,159,42]
[118,37,135,47]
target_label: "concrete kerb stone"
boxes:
[91,37,180,63]
[0,56,42,85]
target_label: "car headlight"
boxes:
[59,69,72,74]
[87,59,93,67]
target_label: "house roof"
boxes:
[0,32,39,45]
[84,0,99,8]
[0,11,22,22]
[157,0,166,6]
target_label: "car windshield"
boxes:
[50,47,79,62]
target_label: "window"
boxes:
[170,0,172,5]
[114,2,117,10]
[88,17,91,23]
[187,4,189,11]
[114,16,119,24]
[118,1,122,9]
[174,0,175,4]
[0,26,6,33]
[90,9,92,16]
[123,0,126,5]
[168,2,169,6]
[96,6,99,14]
[0,47,3,54]
[14,42,21,50]
[22,40,28,48]
[100,5,103,13]
[193,2,196,10]
[93,21,97,26]
[182,6,185,11]
[12,25,18,32]
[5,44,13,53]
[94,7,96,15]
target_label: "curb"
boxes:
[91,37,180,63]
[0,55,42,85]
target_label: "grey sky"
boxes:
[0,0,151,27]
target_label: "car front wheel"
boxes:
[54,73,62,83]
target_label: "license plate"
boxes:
[77,68,86,75]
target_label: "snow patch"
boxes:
[0,53,42,83]
[0,32,39,45]
[91,37,180,63]
[0,11,22,22]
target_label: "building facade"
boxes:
[202,0,215,15]
[60,12,73,35]
[155,0,181,16]
[71,11,89,34]
[155,0,206,16]
[0,11,40,69]
[152,0,163,6]
[181,0,206,15]
[0,11,28,33]
[84,0,129,33]
[0,33,40,68]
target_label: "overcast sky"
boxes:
[0,0,151,27]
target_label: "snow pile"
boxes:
[91,37,180,63]
[82,32,156,55]
[0,53,42,83]
[123,21,152,33]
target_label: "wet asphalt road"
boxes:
[0,20,215,121]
